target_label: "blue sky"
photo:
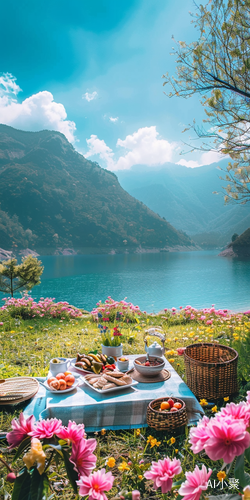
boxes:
[0,0,223,170]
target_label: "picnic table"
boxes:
[24,355,204,432]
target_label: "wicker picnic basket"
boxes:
[184,343,238,400]
[146,397,187,432]
[0,377,39,405]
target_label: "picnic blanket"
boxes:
[24,355,204,432]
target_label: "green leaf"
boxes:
[12,468,31,500]
[61,449,78,494]
[42,444,63,458]
[208,496,240,500]
[234,452,246,487]
[12,437,31,463]
[245,446,250,464]
[30,468,49,500]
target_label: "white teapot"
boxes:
[144,328,166,357]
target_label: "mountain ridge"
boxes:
[0,124,194,255]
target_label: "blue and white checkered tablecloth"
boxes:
[24,355,204,432]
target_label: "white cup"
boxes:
[49,357,68,376]
[117,357,129,372]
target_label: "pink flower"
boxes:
[144,457,182,493]
[179,465,212,500]
[219,402,250,427]
[204,418,250,463]
[77,468,114,500]
[177,347,186,356]
[70,438,97,477]
[189,416,210,454]
[132,491,140,500]
[29,418,63,439]
[57,420,85,444]
[7,413,36,449]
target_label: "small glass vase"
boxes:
[101,344,123,358]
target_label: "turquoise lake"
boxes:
[22,250,250,313]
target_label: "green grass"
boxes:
[0,308,250,498]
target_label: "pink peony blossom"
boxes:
[219,402,250,427]
[179,465,212,500]
[189,416,210,454]
[204,418,250,463]
[132,491,140,500]
[57,420,85,444]
[144,457,182,493]
[77,468,114,500]
[7,413,36,449]
[177,347,186,356]
[29,418,63,439]
[70,438,97,477]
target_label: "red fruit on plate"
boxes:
[65,374,75,386]
[170,407,178,412]
[58,379,67,390]
[145,361,150,366]
[56,373,65,380]
[47,377,56,386]
[174,402,182,409]
[50,379,60,390]
[167,398,174,408]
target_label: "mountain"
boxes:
[0,125,193,254]
[219,228,250,258]
[116,163,250,248]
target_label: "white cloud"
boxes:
[85,134,115,169]
[109,116,118,122]
[177,159,200,168]
[0,73,21,96]
[85,126,176,170]
[0,73,76,143]
[82,91,98,102]
[177,150,227,168]
[115,126,175,170]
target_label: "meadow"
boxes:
[0,296,250,499]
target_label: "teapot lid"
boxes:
[149,341,162,348]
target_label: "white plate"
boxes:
[84,377,138,394]
[44,379,79,394]
[70,357,98,374]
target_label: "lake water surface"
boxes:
[25,250,250,313]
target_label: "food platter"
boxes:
[70,358,93,374]
[84,377,138,394]
[44,378,80,394]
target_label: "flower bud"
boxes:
[6,472,16,483]
[132,491,140,500]
[243,485,250,500]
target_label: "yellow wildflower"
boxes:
[217,471,226,482]
[138,475,143,480]
[107,457,116,468]
[200,399,208,407]
[169,359,175,363]
[175,449,178,454]
[212,405,218,413]
[118,461,130,471]
[10,331,15,333]
[136,429,141,436]
[147,435,154,444]
[29,326,33,329]
[224,396,229,402]
[101,429,106,435]
[170,437,176,445]
[23,438,46,475]
[150,438,161,448]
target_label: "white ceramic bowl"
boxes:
[49,357,68,376]
[133,356,165,377]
